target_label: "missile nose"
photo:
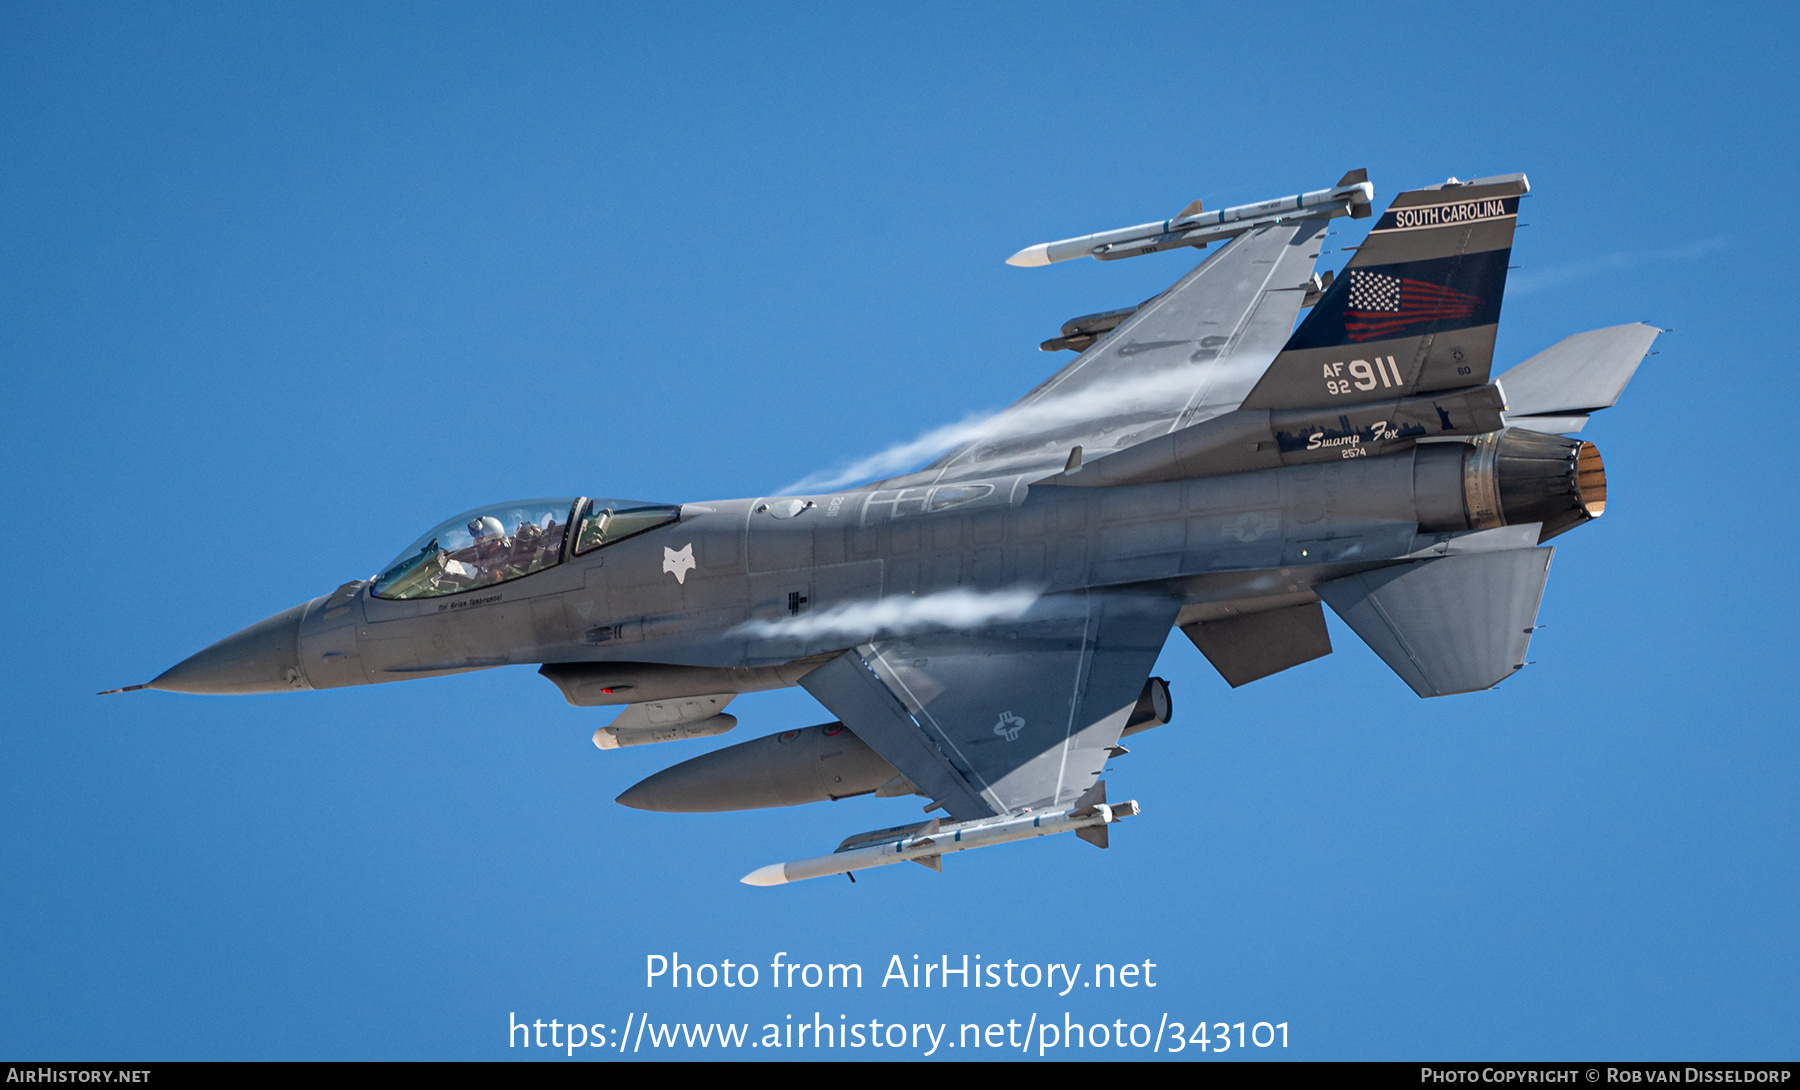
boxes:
[1005,243,1052,268]
[148,602,312,695]
[740,864,789,887]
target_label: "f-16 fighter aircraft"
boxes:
[110,170,1657,885]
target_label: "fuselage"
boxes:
[146,431,1595,702]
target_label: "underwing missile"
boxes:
[1006,171,1374,267]
[740,782,1138,886]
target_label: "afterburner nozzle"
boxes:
[1460,429,1608,542]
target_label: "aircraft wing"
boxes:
[916,218,1330,485]
[799,591,1179,821]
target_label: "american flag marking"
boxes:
[1344,270,1481,342]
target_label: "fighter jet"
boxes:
[109,170,1657,885]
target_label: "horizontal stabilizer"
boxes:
[1316,548,1552,697]
[1496,323,1660,432]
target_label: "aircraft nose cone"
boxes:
[149,602,311,695]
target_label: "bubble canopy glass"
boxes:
[371,497,681,600]
[372,499,575,600]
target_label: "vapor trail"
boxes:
[730,588,1043,641]
[783,360,1227,493]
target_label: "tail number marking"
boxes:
[1323,357,1402,396]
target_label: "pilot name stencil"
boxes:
[437,593,502,613]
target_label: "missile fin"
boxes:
[912,855,943,872]
[1070,780,1107,817]
[1076,824,1110,849]
[835,819,934,854]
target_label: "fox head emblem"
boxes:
[662,544,696,585]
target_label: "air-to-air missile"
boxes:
[740,782,1138,886]
[112,169,1657,885]
[1005,171,1374,267]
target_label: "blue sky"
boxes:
[3,2,1796,1060]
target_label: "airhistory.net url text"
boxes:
[508,1011,1288,1057]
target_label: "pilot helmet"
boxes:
[468,515,507,542]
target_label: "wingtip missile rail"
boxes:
[1005,169,1374,268]
[740,783,1140,887]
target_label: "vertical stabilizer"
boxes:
[1242,174,1529,411]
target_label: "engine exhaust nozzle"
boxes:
[1463,428,1607,541]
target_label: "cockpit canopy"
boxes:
[372,497,679,600]
[573,502,679,555]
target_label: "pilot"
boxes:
[465,515,510,581]
[508,517,548,574]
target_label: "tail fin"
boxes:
[1241,173,1529,411]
